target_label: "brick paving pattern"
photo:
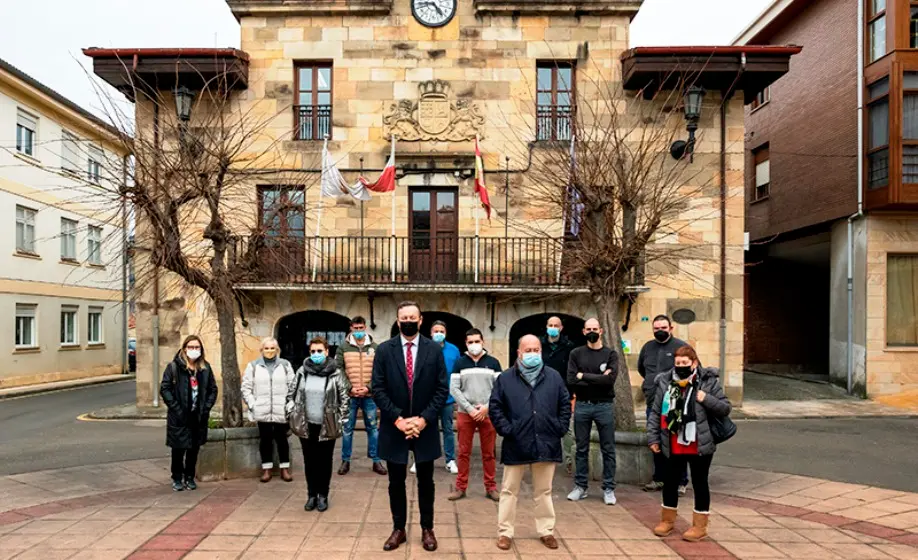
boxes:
[3,454,918,559]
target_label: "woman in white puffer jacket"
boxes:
[242,337,296,482]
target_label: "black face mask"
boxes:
[653,330,670,343]
[675,365,693,379]
[585,332,601,344]
[399,321,419,338]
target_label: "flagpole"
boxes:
[359,156,365,238]
[474,136,481,284]
[504,155,509,242]
[557,134,575,286]
[313,136,328,282]
[389,135,397,283]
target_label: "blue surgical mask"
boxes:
[547,327,560,338]
[353,331,366,340]
[309,353,326,365]
[432,332,446,344]
[521,353,542,369]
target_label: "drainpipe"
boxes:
[152,100,161,408]
[847,0,865,395]
[719,94,728,377]
[121,154,129,376]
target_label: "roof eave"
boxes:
[0,57,125,142]
[731,0,802,46]
[620,46,803,103]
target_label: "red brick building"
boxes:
[737,0,918,397]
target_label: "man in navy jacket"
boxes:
[372,302,449,553]
[489,335,571,552]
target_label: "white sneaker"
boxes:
[678,485,688,496]
[409,463,417,474]
[567,486,588,501]
[446,460,458,474]
[603,489,617,505]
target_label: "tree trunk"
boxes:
[596,292,638,431]
[214,289,243,427]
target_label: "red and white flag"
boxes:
[360,136,397,193]
[474,136,492,221]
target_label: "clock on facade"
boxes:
[411,0,457,28]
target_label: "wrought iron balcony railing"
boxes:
[233,235,582,288]
[294,104,332,141]
[536,104,574,142]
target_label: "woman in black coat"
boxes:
[160,335,217,491]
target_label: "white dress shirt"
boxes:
[400,335,420,373]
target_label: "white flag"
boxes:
[321,141,372,201]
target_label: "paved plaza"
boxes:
[3,451,918,560]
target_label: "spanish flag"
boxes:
[474,136,492,221]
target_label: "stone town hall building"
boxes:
[86,0,795,407]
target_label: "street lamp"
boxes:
[173,85,197,149]
[173,85,195,123]
[670,86,706,163]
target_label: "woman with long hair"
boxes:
[160,335,218,492]
[286,337,350,512]
[647,345,731,542]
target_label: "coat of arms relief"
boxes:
[383,80,485,141]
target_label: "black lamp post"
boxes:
[670,86,706,162]
[173,85,196,143]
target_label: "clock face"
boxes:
[411,0,457,28]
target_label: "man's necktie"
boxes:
[405,341,414,397]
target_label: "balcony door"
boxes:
[259,186,306,279]
[410,188,458,283]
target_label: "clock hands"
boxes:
[421,1,444,18]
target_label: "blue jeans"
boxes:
[647,405,689,485]
[440,404,456,463]
[574,401,616,492]
[341,396,380,463]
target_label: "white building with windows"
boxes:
[0,57,129,388]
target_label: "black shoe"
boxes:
[172,480,184,492]
[184,477,197,491]
[304,496,317,511]
[316,495,328,512]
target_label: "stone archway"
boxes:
[276,310,351,370]
[508,313,586,365]
[390,311,473,353]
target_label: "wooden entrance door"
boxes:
[258,186,306,280]
[409,188,458,283]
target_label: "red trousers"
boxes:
[456,412,497,492]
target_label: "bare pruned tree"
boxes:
[84,65,322,427]
[500,67,721,431]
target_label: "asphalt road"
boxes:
[721,418,918,493]
[3,382,918,493]
[0,380,165,475]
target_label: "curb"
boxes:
[735,413,918,420]
[0,374,135,400]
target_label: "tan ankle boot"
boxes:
[682,511,709,542]
[653,506,678,537]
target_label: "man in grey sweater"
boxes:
[448,328,502,501]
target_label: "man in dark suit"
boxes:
[372,301,449,552]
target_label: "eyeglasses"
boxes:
[186,345,202,350]
[584,328,600,333]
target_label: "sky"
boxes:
[0,0,772,121]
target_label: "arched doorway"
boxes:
[389,311,473,353]
[276,310,351,370]
[508,313,586,365]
